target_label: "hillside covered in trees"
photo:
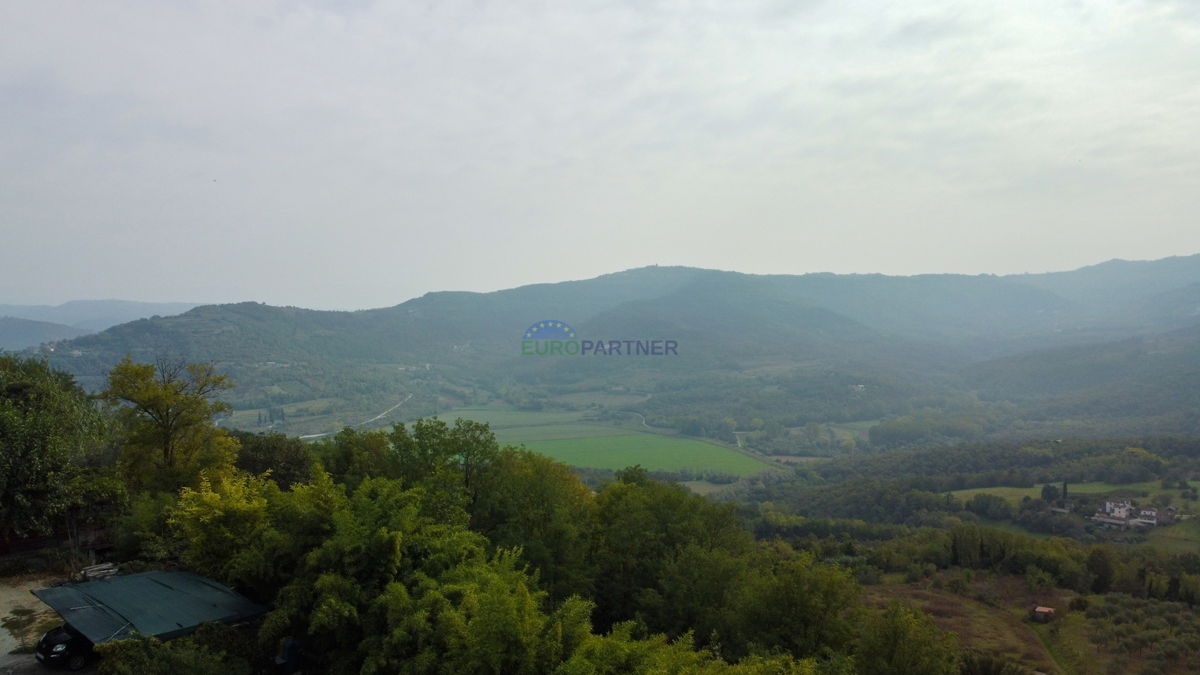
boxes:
[2,354,988,675]
[25,254,1200,448]
[12,353,1200,674]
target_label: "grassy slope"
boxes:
[867,575,1200,675]
[493,424,640,443]
[951,481,1180,507]
[1146,518,1200,553]
[447,405,773,474]
[863,579,1064,674]
[523,434,771,475]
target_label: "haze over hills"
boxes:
[31,254,1200,445]
[0,300,202,350]
[0,300,202,331]
[0,317,90,351]
[1011,255,1200,309]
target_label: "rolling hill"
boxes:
[0,317,91,351]
[0,300,201,332]
[29,256,1200,444]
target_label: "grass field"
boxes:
[1146,518,1200,553]
[952,481,1180,507]
[447,405,774,475]
[522,434,770,475]
[439,406,590,429]
[493,424,640,443]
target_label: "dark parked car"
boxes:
[35,624,94,670]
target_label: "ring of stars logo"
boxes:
[524,320,575,339]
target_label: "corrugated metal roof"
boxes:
[32,571,266,644]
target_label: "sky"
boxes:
[2,0,1199,310]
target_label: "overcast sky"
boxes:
[2,0,1198,309]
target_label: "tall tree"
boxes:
[590,467,751,631]
[854,602,959,675]
[0,355,108,537]
[388,417,499,502]
[103,355,237,492]
[471,448,597,600]
[231,430,315,490]
[734,550,860,659]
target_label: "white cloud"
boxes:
[1,0,1198,307]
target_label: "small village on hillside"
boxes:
[1092,499,1178,529]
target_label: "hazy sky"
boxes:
[2,0,1199,309]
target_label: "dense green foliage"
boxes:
[0,355,116,537]
[12,354,963,674]
[104,355,239,492]
[96,622,252,675]
[156,422,872,674]
[802,437,1200,485]
[15,353,1200,675]
[231,430,316,490]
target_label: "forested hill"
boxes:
[32,256,1200,442]
[0,316,90,351]
[0,299,201,331]
[38,265,1078,379]
[45,254,1200,366]
[0,300,202,350]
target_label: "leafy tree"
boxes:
[114,491,186,564]
[171,472,274,581]
[471,448,597,600]
[559,624,823,675]
[95,632,250,675]
[590,467,751,631]
[312,427,400,491]
[1040,484,1060,503]
[958,651,1030,675]
[59,465,128,550]
[734,549,860,659]
[854,602,959,675]
[231,430,315,489]
[637,543,748,651]
[1025,565,1054,591]
[388,417,499,503]
[359,552,594,675]
[313,418,499,502]
[1088,547,1116,594]
[0,355,108,537]
[169,468,345,601]
[964,494,1012,521]
[103,355,238,492]
[256,475,590,675]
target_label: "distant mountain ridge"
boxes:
[0,317,91,351]
[29,254,1200,440]
[1009,253,1200,308]
[0,300,202,332]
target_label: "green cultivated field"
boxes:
[446,405,772,475]
[440,407,589,428]
[1147,518,1200,553]
[523,434,769,475]
[493,424,639,443]
[952,481,1178,507]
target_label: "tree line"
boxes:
[2,353,1011,675]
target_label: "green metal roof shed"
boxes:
[32,571,266,644]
